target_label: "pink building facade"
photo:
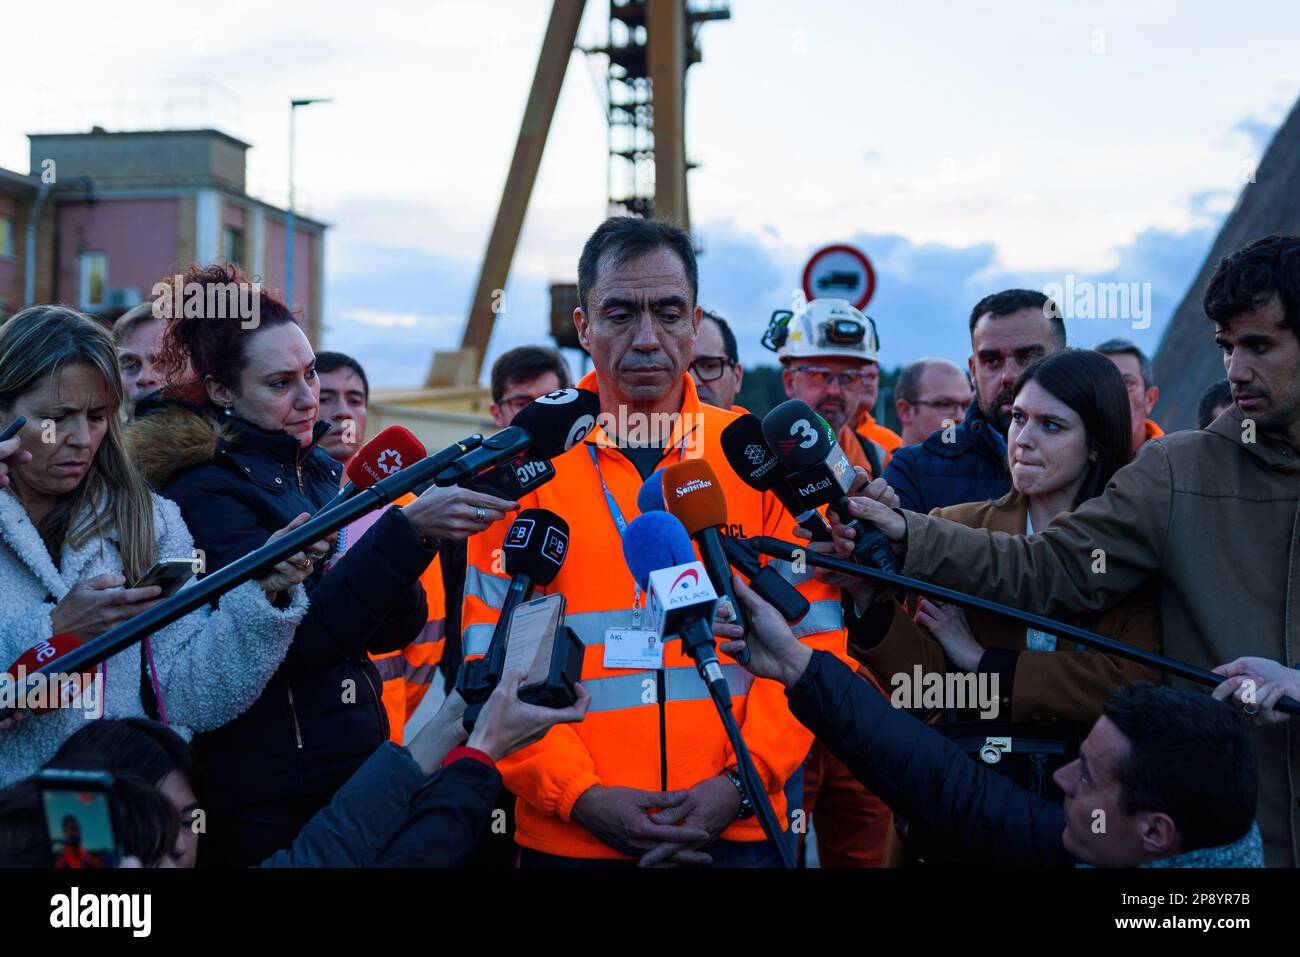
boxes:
[0,128,327,341]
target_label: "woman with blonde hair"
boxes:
[0,305,322,785]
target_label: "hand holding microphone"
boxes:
[715,573,814,690]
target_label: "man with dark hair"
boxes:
[1094,338,1162,454]
[316,351,371,464]
[1198,378,1233,429]
[489,346,572,428]
[882,288,1065,512]
[852,234,1300,865]
[461,216,853,867]
[716,579,1264,867]
[689,310,744,410]
[893,358,973,447]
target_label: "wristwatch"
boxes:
[722,766,755,820]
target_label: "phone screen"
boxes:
[134,560,195,598]
[42,787,117,869]
[503,594,565,687]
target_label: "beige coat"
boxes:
[856,491,1163,726]
[898,405,1300,866]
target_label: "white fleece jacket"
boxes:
[0,488,308,786]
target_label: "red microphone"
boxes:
[318,426,427,516]
[4,633,94,715]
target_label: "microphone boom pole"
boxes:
[2,432,485,714]
[745,535,1300,716]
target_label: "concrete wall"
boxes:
[0,195,20,314]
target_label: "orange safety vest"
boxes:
[462,371,853,860]
[1143,418,1164,443]
[350,493,444,745]
[855,411,902,467]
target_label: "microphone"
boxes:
[659,459,752,666]
[717,534,810,624]
[318,426,427,515]
[621,512,729,707]
[720,414,833,542]
[457,508,570,708]
[434,388,600,486]
[2,633,89,715]
[636,468,665,514]
[639,468,807,625]
[761,399,898,572]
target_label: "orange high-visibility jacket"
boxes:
[461,372,853,860]
[363,494,445,744]
[855,411,902,467]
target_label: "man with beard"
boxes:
[882,289,1065,513]
[777,299,889,477]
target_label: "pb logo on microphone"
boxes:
[505,519,534,549]
[541,527,568,566]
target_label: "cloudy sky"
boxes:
[2,0,1298,386]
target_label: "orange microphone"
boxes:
[661,459,751,665]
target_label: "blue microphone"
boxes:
[622,512,728,705]
[636,470,666,514]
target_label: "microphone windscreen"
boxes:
[661,459,728,535]
[345,426,428,489]
[637,470,666,513]
[720,414,786,493]
[502,508,570,586]
[511,389,601,460]
[5,633,87,714]
[621,512,697,590]
[761,399,837,469]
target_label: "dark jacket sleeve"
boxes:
[285,506,434,667]
[257,742,427,867]
[881,447,924,514]
[371,759,502,867]
[788,650,1072,867]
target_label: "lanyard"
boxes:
[588,439,689,627]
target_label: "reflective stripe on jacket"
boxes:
[461,371,853,860]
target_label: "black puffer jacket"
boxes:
[130,405,437,866]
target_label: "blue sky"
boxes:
[2,0,1297,386]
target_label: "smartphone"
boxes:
[132,559,196,598]
[0,415,26,443]
[36,768,121,869]
[502,593,566,687]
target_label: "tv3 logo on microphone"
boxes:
[778,418,820,455]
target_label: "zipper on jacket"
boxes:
[359,662,388,738]
[657,668,667,791]
[286,685,304,749]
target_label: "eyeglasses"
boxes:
[791,366,871,391]
[912,398,970,416]
[497,393,542,413]
[689,355,736,383]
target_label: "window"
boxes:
[79,252,108,311]
[0,215,13,256]
[222,225,245,266]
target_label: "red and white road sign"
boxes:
[802,244,876,310]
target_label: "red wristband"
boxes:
[443,746,495,769]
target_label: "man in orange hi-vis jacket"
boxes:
[461,217,857,867]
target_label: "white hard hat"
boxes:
[768,298,880,363]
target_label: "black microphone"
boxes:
[761,399,898,572]
[434,388,600,486]
[458,508,570,712]
[718,534,810,623]
[720,413,833,542]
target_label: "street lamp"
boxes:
[286,97,331,310]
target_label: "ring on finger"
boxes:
[474,506,487,523]
[1243,703,1259,717]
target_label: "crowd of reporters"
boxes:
[0,215,1297,869]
